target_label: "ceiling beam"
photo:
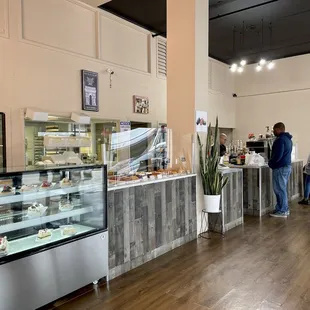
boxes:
[209,0,279,21]
[80,0,111,8]
[152,32,166,38]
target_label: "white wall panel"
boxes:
[0,0,8,38]
[99,15,149,72]
[21,0,97,57]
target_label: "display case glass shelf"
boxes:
[0,165,107,263]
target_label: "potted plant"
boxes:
[197,117,228,213]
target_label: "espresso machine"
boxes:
[246,138,275,163]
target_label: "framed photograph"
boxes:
[81,70,98,112]
[133,95,149,114]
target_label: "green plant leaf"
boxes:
[197,117,229,195]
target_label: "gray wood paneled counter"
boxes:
[230,160,303,216]
[107,174,197,279]
[208,168,244,233]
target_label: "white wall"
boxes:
[0,0,166,168]
[235,54,310,161]
[208,58,236,128]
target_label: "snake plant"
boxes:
[197,117,228,195]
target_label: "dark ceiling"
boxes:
[100,0,310,64]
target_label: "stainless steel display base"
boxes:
[0,231,108,310]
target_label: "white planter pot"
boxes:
[203,195,221,213]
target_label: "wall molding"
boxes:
[20,0,97,59]
[98,13,151,74]
[18,0,153,76]
[0,0,9,38]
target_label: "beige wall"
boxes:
[208,58,236,128]
[0,0,166,168]
[235,54,310,161]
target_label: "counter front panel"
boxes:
[108,175,197,279]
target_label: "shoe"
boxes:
[298,199,310,205]
[269,211,288,218]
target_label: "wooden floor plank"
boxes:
[44,201,310,310]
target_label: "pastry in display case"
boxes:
[0,236,8,257]
[27,203,48,218]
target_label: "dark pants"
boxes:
[304,174,310,199]
[273,165,291,213]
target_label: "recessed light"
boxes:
[237,67,244,73]
[240,60,247,66]
[259,59,267,66]
[230,63,237,72]
[267,61,275,70]
[256,65,262,72]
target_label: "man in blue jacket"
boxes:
[269,122,293,218]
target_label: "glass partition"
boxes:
[106,127,193,187]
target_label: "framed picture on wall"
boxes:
[81,70,99,112]
[133,95,149,114]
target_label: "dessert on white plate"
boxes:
[0,236,8,256]
[40,181,52,190]
[59,200,74,212]
[0,186,14,196]
[20,184,36,193]
[60,177,71,187]
[27,203,48,218]
[36,229,52,242]
[60,225,77,236]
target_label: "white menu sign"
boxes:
[120,121,131,132]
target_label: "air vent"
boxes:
[157,38,167,78]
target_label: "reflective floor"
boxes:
[45,201,310,310]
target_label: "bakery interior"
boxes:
[0,0,309,309]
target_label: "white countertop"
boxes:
[228,159,303,169]
[107,173,197,191]
[219,167,243,174]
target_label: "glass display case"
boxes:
[0,164,107,262]
[106,126,193,187]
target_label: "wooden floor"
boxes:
[47,202,310,310]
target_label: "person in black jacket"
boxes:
[269,122,293,218]
[211,133,227,157]
[220,133,227,157]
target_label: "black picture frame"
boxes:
[81,70,99,112]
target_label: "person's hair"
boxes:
[220,133,227,138]
[273,122,285,131]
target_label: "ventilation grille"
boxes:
[157,38,167,77]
